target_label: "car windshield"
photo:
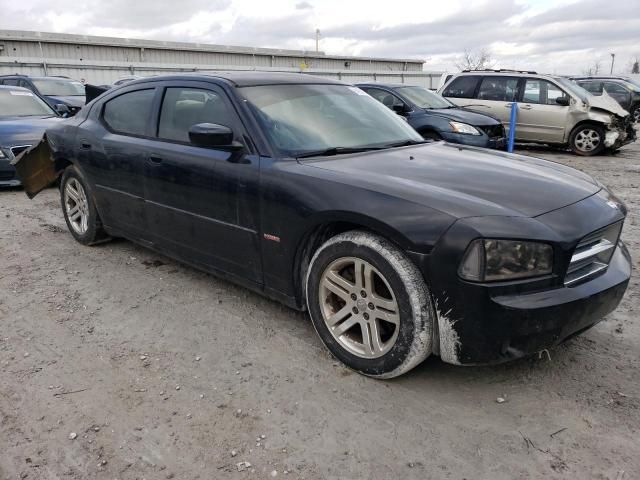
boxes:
[0,89,56,117]
[396,86,454,109]
[621,80,640,92]
[240,84,424,157]
[31,78,85,96]
[555,77,590,102]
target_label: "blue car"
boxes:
[357,83,506,149]
[0,85,63,186]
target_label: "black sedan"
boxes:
[357,83,506,149]
[16,73,630,378]
[0,86,62,186]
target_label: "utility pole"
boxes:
[315,29,321,53]
[610,53,616,74]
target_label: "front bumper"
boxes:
[0,156,21,186]
[440,131,506,150]
[447,243,630,365]
[416,193,631,365]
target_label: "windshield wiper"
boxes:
[296,146,386,159]
[384,139,428,148]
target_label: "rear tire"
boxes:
[60,166,109,245]
[569,123,605,156]
[305,231,433,378]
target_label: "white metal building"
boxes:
[0,30,442,87]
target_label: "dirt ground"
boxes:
[1,140,639,480]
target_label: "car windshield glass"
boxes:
[396,86,454,108]
[31,78,85,96]
[0,89,56,117]
[621,80,640,92]
[240,84,423,157]
[555,77,590,102]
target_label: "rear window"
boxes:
[477,77,519,102]
[442,76,479,98]
[103,89,155,136]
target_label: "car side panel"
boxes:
[257,158,456,305]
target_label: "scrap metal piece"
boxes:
[10,135,57,199]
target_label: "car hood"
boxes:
[45,95,85,108]
[587,91,629,117]
[423,107,500,126]
[301,142,600,218]
[0,116,62,148]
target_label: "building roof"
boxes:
[0,29,426,65]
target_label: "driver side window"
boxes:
[363,88,405,111]
[158,87,234,143]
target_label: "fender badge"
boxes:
[607,200,619,210]
[263,233,281,243]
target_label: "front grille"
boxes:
[565,222,623,286]
[479,124,505,139]
[10,145,31,158]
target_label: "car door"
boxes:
[514,78,570,143]
[602,81,632,111]
[472,76,520,126]
[143,81,262,283]
[78,87,157,239]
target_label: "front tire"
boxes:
[306,231,434,378]
[569,123,605,156]
[60,166,109,245]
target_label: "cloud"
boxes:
[0,0,638,75]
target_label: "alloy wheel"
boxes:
[574,128,601,153]
[64,178,89,235]
[318,257,400,359]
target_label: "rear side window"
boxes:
[477,77,519,101]
[442,76,479,98]
[103,89,155,136]
[578,81,603,95]
[3,78,20,86]
[158,87,234,143]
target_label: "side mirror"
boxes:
[188,123,243,150]
[392,104,409,114]
[555,96,570,106]
[54,104,70,117]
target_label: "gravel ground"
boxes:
[1,140,638,480]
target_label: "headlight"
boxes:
[459,239,553,282]
[0,149,6,159]
[449,121,481,135]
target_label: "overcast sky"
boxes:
[1,0,638,75]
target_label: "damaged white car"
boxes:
[439,70,636,156]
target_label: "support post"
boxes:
[508,102,518,153]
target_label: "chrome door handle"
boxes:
[520,105,532,110]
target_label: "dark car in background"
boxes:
[0,75,85,115]
[571,76,640,123]
[357,83,505,149]
[0,85,62,186]
[15,73,630,378]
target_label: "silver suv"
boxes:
[438,70,636,156]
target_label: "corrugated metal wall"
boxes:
[0,30,440,87]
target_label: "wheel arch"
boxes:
[291,212,416,308]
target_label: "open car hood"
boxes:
[587,90,629,117]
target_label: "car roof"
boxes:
[571,76,628,81]
[125,71,346,88]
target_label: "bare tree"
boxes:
[455,48,495,71]
[583,59,602,76]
